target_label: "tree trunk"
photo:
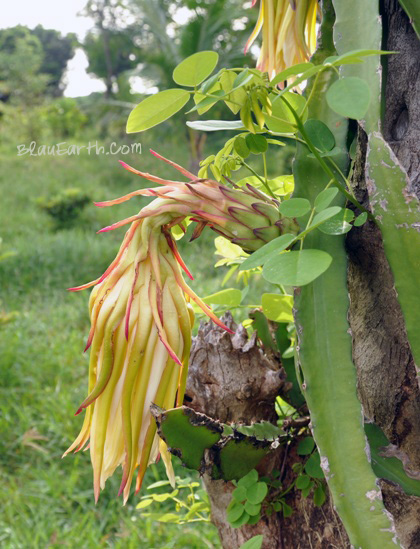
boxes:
[184,2,420,548]
[185,315,350,548]
[346,2,420,546]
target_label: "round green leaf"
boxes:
[229,511,250,528]
[354,211,368,226]
[296,474,311,490]
[239,535,263,549]
[278,198,311,218]
[227,501,245,523]
[313,484,327,507]
[261,294,293,323]
[239,234,296,271]
[303,119,335,152]
[244,501,261,516]
[245,134,268,154]
[127,89,190,133]
[297,437,315,456]
[263,249,333,287]
[232,486,247,502]
[305,452,325,479]
[326,76,371,120]
[173,51,219,87]
[246,482,268,504]
[234,136,250,158]
[282,502,293,517]
[314,188,339,212]
[318,208,355,235]
[238,469,259,488]
[309,206,342,229]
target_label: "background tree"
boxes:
[0,26,48,104]
[31,26,76,97]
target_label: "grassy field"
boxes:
[0,121,292,548]
[0,135,224,549]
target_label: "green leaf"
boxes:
[301,482,314,498]
[239,535,263,549]
[326,77,371,120]
[147,479,172,490]
[245,134,268,154]
[189,88,225,114]
[244,501,261,516]
[127,89,190,133]
[151,490,179,502]
[233,69,254,89]
[232,486,247,502]
[173,51,219,87]
[314,188,339,212]
[220,71,248,114]
[240,234,295,271]
[229,511,251,528]
[200,73,220,94]
[156,513,181,523]
[227,501,245,523]
[324,48,394,67]
[318,208,355,235]
[282,502,293,517]
[238,469,259,488]
[186,120,244,132]
[263,249,333,287]
[234,136,250,158]
[296,475,311,490]
[313,484,327,507]
[203,288,242,307]
[354,212,368,226]
[303,119,335,152]
[270,62,315,86]
[136,499,154,509]
[246,482,268,504]
[261,294,293,323]
[278,198,311,218]
[265,91,306,134]
[297,437,315,456]
[305,451,325,479]
[309,206,342,229]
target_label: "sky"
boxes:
[1,0,109,97]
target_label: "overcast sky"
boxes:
[1,0,109,96]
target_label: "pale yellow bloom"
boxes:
[246,0,319,79]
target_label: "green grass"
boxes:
[0,122,290,547]
[0,135,222,549]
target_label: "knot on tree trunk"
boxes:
[185,312,286,424]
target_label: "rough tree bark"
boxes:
[185,314,350,549]
[183,3,420,548]
[346,2,420,546]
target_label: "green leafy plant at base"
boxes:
[136,477,211,524]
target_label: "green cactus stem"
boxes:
[291,1,399,546]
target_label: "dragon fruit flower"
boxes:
[64,151,298,502]
[245,0,319,79]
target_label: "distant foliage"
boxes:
[37,188,91,228]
